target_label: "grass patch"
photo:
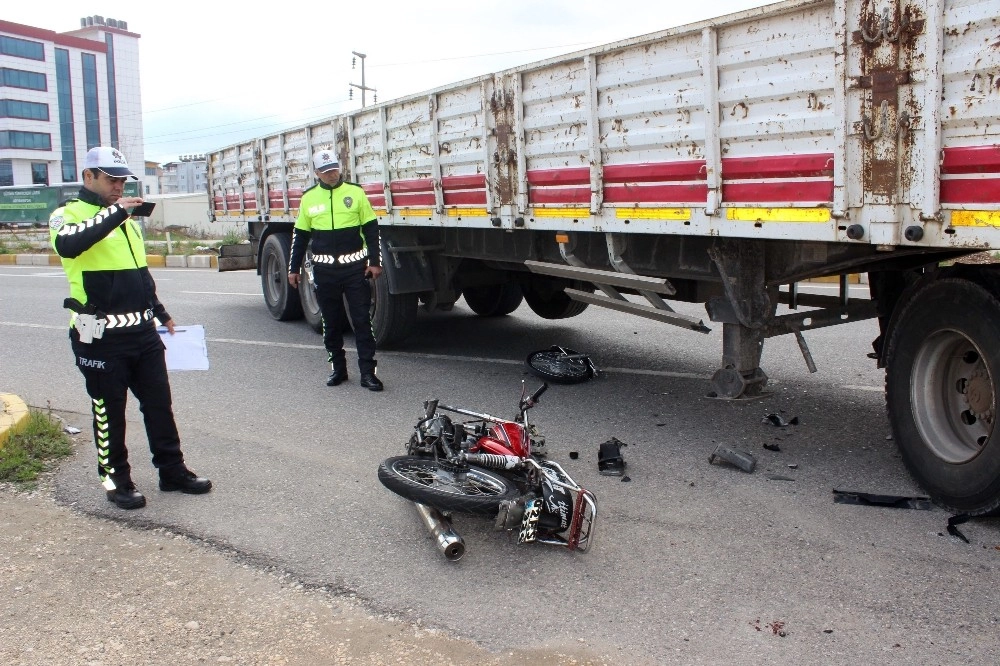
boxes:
[0,409,74,488]
[221,229,246,246]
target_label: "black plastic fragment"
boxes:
[598,437,626,476]
[708,444,756,473]
[763,413,799,427]
[832,489,932,510]
[947,514,971,543]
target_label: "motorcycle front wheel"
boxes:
[525,346,594,384]
[377,456,520,515]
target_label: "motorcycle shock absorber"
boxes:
[464,452,522,471]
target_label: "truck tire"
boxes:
[370,273,418,348]
[261,233,302,321]
[523,281,591,319]
[884,278,1000,515]
[299,253,323,333]
[463,283,523,316]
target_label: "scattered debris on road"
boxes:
[832,489,932,510]
[708,444,756,473]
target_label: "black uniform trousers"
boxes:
[314,262,377,375]
[70,324,185,487]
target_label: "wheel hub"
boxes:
[965,368,995,424]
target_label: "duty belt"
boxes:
[312,249,368,265]
[103,309,156,328]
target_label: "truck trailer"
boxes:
[207,0,1000,513]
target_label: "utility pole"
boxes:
[349,51,377,108]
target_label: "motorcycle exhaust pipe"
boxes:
[413,502,465,561]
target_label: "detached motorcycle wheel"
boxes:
[377,456,519,515]
[525,346,594,384]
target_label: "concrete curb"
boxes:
[0,393,30,448]
[1,254,217,268]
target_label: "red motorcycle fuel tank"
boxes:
[472,422,530,457]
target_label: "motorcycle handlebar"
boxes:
[530,383,549,403]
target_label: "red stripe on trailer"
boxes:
[442,174,486,189]
[391,192,436,206]
[443,190,488,205]
[390,179,435,194]
[529,187,591,205]
[722,153,834,179]
[603,183,708,204]
[723,181,833,203]
[367,195,386,207]
[940,178,1000,204]
[361,183,383,196]
[941,145,1000,175]
[603,161,706,183]
[527,168,591,186]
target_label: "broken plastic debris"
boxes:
[832,489,932,510]
[947,514,971,543]
[708,444,756,473]
[763,442,781,452]
[597,437,626,476]
[763,413,799,427]
[63,426,82,435]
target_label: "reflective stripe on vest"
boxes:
[312,248,369,265]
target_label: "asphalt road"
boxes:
[1,265,998,664]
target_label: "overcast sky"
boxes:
[7,0,774,163]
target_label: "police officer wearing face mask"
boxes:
[49,146,212,509]
[287,150,384,391]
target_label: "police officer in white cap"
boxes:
[49,146,212,509]
[287,150,384,391]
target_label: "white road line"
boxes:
[181,291,261,296]
[0,322,883,389]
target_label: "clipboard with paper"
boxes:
[157,324,210,371]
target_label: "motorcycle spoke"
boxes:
[394,460,508,497]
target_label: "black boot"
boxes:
[106,480,146,509]
[360,373,384,391]
[326,368,349,386]
[159,467,213,494]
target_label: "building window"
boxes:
[81,54,100,148]
[0,35,45,61]
[55,49,76,182]
[0,131,52,150]
[104,34,119,148]
[31,162,49,185]
[0,68,47,91]
[0,160,12,187]
[0,99,49,121]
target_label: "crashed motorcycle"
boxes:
[377,382,597,560]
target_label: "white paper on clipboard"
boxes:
[157,325,209,371]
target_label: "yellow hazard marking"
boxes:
[951,210,1000,227]
[726,208,831,223]
[615,208,691,220]
[446,208,489,217]
[532,208,591,218]
[397,208,434,217]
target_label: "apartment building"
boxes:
[160,154,206,194]
[0,15,144,189]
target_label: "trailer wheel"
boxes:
[298,253,323,332]
[261,233,302,321]
[884,278,1000,515]
[370,273,418,348]
[463,283,523,316]
[523,280,591,319]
